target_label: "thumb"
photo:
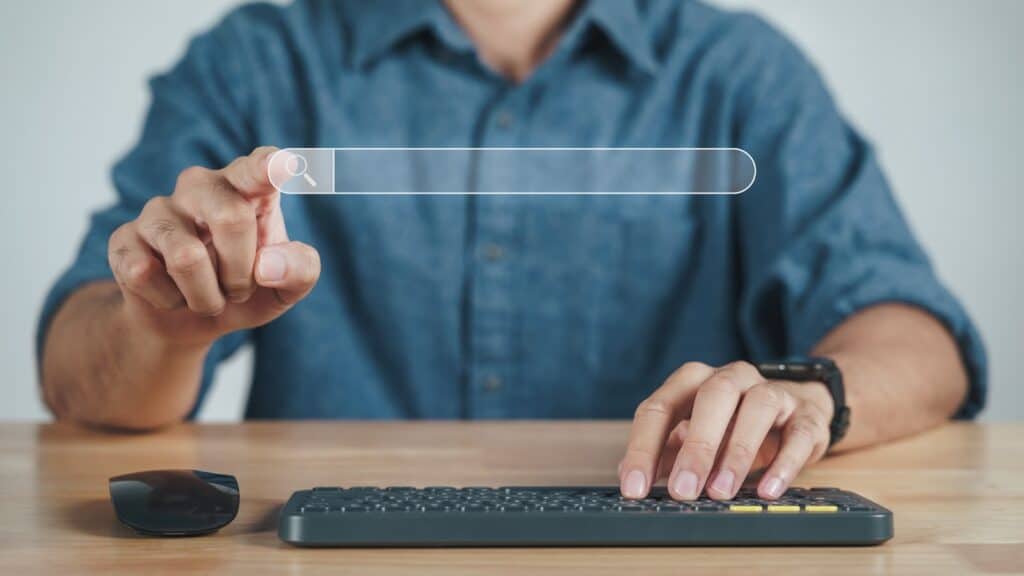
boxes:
[254,241,321,306]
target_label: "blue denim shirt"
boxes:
[39,0,987,419]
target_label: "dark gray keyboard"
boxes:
[278,486,893,547]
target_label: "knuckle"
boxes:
[745,383,783,411]
[672,420,690,441]
[727,439,759,462]
[108,228,137,274]
[624,445,660,462]
[210,175,240,199]
[141,195,171,218]
[208,201,254,232]
[166,243,209,276]
[109,222,132,244]
[225,158,255,191]
[143,217,177,245]
[675,361,711,379]
[108,233,134,270]
[175,166,208,190]
[724,360,761,381]
[634,397,673,420]
[108,248,132,282]
[683,437,719,461]
[788,415,824,443]
[702,374,739,396]
[122,258,155,288]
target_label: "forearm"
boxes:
[812,303,969,452]
[40,281,209,430]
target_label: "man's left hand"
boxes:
[618,361,835,501]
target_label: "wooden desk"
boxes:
[0,421,1021,575]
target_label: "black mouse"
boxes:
[109,469,239,536]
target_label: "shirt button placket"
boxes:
[467,93,523,418]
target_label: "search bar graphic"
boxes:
[268,147,755,195]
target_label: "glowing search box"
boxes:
[268,147,755,195]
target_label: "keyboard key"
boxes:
[766,505,801,513]
[804,505,839,513]
[728,504,763,513]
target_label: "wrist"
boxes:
[115,298,214,359]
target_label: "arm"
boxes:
[41,149,321,431]
[41,281,209,430]
[618,303,968,502]
[37,10,326,431]
[618,15,984,501]
[815,303,968,452]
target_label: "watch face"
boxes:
[756,360,833,382]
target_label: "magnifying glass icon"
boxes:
[285,154,318,187]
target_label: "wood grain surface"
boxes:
[0,421,1021,575]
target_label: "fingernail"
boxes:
[622,470,647,499]
[671,470,699,499]
[258,249,287,282]
[710,469,735,496]
[763,476,784,499]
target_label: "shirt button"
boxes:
[483,375,503,392]
[495,110,514,129]
[482,243,505,261]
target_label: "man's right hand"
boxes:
[107,146,321,349]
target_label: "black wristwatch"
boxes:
[756,357,850,449]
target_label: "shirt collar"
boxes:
[578,0,658,75]
[350,0,473,68]
[350,0,657,75]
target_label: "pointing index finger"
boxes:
[220,146,286,198]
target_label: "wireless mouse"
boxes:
[108,469,239,536]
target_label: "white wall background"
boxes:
[1,0,1021,422]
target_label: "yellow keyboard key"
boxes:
[766,505,801,513]
[804,504,839,513]
[729,504,763,513]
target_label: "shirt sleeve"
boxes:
[731,16,987,418]
[36,12,259,417]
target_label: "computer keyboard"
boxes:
[278,486,892,547]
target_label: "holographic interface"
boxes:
[268,148,756,195]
